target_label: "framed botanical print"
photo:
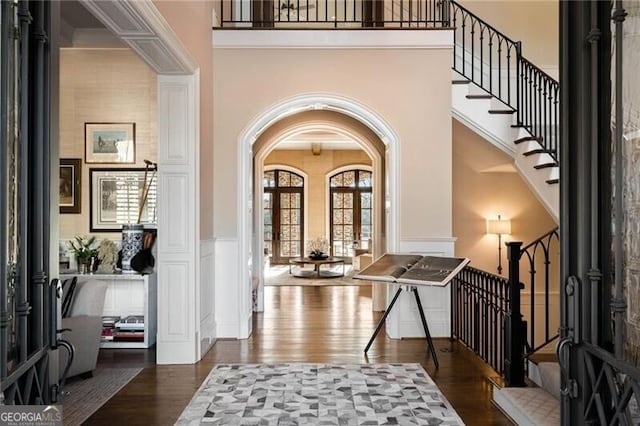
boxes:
[59,158,82,214]
[85,122,135,164]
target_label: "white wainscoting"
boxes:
[200,239,216,357]
[215,238,240,338]
[385,237,457,339]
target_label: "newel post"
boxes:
[504,241,526,386]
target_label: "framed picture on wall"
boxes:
[59,158,82,214]
[89,168,157,232]
[85,122,136,164]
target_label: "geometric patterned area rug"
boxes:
[176,363,464,425]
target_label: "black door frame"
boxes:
[559,1,640,423]
[1,0,59,405]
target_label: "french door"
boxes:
[263,170,304,264]
[1,0,58,405]
[329,169,372,257]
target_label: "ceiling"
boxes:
[274,131,361,151]
[60,0,105,29]
[60,0,125,48]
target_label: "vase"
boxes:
[309,253,328,260]
[121,224,144,273]
[77,258,91,274]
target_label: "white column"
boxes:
[156,73,200,364]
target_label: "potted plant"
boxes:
[67,236,98,274]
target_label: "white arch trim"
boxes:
[237,94,400,335]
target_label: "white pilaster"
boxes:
[156,73,200,364]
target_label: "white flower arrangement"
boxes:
[307,237,329,257]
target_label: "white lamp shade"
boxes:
[487,218,511,235]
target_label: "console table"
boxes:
[288,257,345,278]
[61,272,156,349]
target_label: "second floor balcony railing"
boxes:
[218,0,450,28]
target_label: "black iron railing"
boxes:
[451,266,509,375]
[502,228,560,386]
[517,58,559,161]
[520,227,560,354]
[449,1,559,162]
[218,0,449,28]
[450,1,520,107]
[451,229,560,385]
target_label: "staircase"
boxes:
[382,0,560,220]
[448,0,560,222]
[451,73,559,221]
[493,359,561,426]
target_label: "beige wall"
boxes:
[452,119,557,274]
[460,0,559,70]
[213,47,453,241]
[264,149,372,243]
[154,1,215,239]
[59,49,157,240]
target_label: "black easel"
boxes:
[364,285,439,369]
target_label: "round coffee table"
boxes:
[288,257,345,278]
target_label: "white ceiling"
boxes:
[274,131,362,150]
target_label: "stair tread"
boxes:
[452,79,470,85]
[514,136,542,144]
[523,149,555,156]
[466,94,493,99]
[528,352,558,364]
[489,109,516,114]
[534,163,558,169]
[546,178,559,184]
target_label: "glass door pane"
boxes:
[332,192,354,257]
[360,192,372,251]
[279,192,302,259]
[263,192,273,257]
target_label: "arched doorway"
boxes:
[242,94,398,316]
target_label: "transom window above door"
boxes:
[330,169,372,257]
[264,169,304,264]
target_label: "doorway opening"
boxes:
[244,96,397,316]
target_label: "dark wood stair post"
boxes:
[504,241,526,387]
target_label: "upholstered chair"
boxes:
[58,278,108,380]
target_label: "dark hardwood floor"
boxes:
[88,285,511,425]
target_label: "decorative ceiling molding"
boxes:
[79,0,197,74]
